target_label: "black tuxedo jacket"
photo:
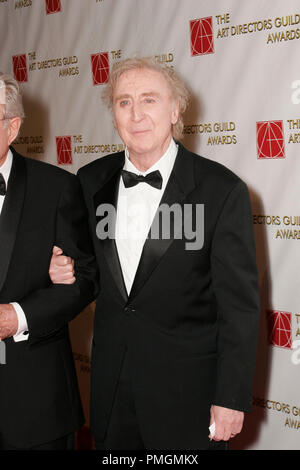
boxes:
[78,142,260,450]
[0,148,97,448]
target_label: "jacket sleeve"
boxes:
[211,180,260,412]
[19,174,99,343]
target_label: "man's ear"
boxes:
[171,99,179,125]
[8,117,21,145]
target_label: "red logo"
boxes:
[56,136,72,165]
[257,120,285,159]
[268,310,292,349]
[190,17,214,56]
[91,52,109,85]
[45,0,61,14]
[12,54,28,83]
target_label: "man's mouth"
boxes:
[131,129,151,135]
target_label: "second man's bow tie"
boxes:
[0,173,6,196]
[122,169,163,190]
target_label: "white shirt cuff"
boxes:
[10,302,29,342]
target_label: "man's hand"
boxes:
[0,304,18,340]
[209,405,244,441]
[49,246,76,285]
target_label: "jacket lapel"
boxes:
[93,155,128,303]
[0,149,26,292]
[128,144,196,302]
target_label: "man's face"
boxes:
[0,104,21,167]
[112,67,179,164]
[0,106,10,167]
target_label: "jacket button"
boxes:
[124,306,135,315]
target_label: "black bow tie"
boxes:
[0,173,6,196]
[122,169,163,190]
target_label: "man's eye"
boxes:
[120,100,129,106]
[144,98,155,103]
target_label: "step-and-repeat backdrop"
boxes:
[1,0,300,450]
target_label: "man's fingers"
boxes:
[52,255,72,267]
[210,405,244,442]
[223,429,232,442]
[62,277,76,285]
[213,421,242,441]
[52,245,63,256]
[213,425,225,441]
[49,246,75,284]
[52,246,73,266]
[213,426,233,442]
[50,270,74,280]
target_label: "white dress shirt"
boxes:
[0,149,29,342]
[115,138,178,295]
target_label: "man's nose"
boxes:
[131,102,144,121]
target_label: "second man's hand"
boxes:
[209,405,244,442]
[49,246,76,284]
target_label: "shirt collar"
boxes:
[124,138,178,191]
[0,148,13,185]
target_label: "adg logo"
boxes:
[56,136,72,165]
[190,17,214,56]
[91,52,109,85]
[256,120,285,159]
[268,310,292,349]
[0,341,6,365]
[12,54,28,83]
[45,0,61,14]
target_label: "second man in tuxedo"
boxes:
[0,72,97,449]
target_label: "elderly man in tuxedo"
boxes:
[51,57,260,450]
[0,72,97,450]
